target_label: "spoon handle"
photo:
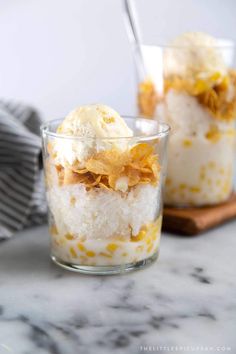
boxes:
[123,0,146,80]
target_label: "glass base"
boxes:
[51,251,159,275]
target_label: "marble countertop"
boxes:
[0,222,236,354]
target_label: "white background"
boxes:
[0,0,236,120]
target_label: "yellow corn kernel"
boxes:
[208,161,216,169]
[179,183,187,190]
[151,227,159,239]
[103,116,115,124]
[77,243,86,252]
[222,182,230,194]
[86,250,96,257]
[219,167,225,175]
[226,128,236,137]
[193,80,209,94]
[70,196,76,206]
[152,232,159,241]
[205,128,221,143]
[138,80,158,117]
[207,179,212,186]
[70,247,77,258]
[49,224,58,236]
[106,243,119,253]
[210,72,221,82]
[216,180,221,186]
[182,139,192,147]
[147,244,154,253]
[146,237,152,245]
[190,186,200,193]
[219,75,229,90]
[65,233,74,240]
[131,230,146,242]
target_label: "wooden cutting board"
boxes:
[162,193,236,236]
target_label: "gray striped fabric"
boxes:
[0,100,47,240]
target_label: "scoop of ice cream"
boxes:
[164,32,227,80]
[53,104,133,167]
[57,104,133,138]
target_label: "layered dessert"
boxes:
[138,32,236,206]
[43,104,164,269]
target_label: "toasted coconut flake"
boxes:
[108,174,117,190]
[85,159,111,175]
[98,182,111,190]
[72,168,88,174]
[63,169,83,185]
[164,70,236,121]
[131,143,154,161]
[125,166,140,187]
[54,143,160,190]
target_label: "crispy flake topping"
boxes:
[138,70,236,121]
[53,143,160,190]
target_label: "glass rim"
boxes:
[41,116,170,141]
[137,38,235,50]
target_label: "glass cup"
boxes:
[41,117,169,274]
[136,41,236,207]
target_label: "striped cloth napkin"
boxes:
[0,100,47,240]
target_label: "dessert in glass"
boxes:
[137,32,236,207]
[41,104,169,274]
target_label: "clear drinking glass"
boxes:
[41,117,169,274]
[136,41,236,207]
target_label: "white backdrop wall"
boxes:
[0,0,236,119]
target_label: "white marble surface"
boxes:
[0,222,236,354]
